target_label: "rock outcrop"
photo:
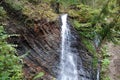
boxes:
[1,1,95,80]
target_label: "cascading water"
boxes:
[58,14,78,80]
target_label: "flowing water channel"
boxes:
[58,14,78,80]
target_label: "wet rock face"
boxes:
[6,19,61,79]
[2,4,94,79]
[2,1,94,80]
[67,23,93,80]
[5,19,94,80]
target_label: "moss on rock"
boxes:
[0,7,7,23]
[22,1,58,21]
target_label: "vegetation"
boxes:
[0,26,23,80]
[67,0,119,80]
[55,0,119,79]
[100,45,110,80]
[0,0,119,80]
[5,0,23,11]
[33,72,44,80]
[0,6,7,23]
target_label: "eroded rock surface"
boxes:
[1,1,95,80]
[107,43,120,80]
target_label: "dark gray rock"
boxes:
[1,1,95,79]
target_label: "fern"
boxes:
[0,26,23,80]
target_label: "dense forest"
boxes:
[0,0,120,80]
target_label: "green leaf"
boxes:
[33,72,44,80]
[102,58,110,67]
[0,25,23,79]
[0,26,4,33]
[19,51,30,59]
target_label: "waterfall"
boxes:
[58,14,78,80]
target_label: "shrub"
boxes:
[0,26,23,80]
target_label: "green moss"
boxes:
[28,0,41,4]
[22,1,58,21]
[4,0,58,22]
[0,7,7,22]
[82,38,97,55]
[101,76,110,80]
[68,10,79,18]
[5,0,23,11]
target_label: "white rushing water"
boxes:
[58,14,78,80]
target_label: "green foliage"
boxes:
[72,0,120,47]
[0,7,7,22]
[69,4,100,41]
[73,20,94,39]
[69,4,99,23]
[56,0,78,6]
[5,0,23,11]
[69,0,119,79]
[101,76,110,80]
[102,58,110,70]
[100,45,110,80]
[33,72,44,80]
[101,46,110,66]
[92,58,98,68]
[0,26,23,80]
[28,0,41,4]
[82,38,96,55]
[20,0,58,21]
